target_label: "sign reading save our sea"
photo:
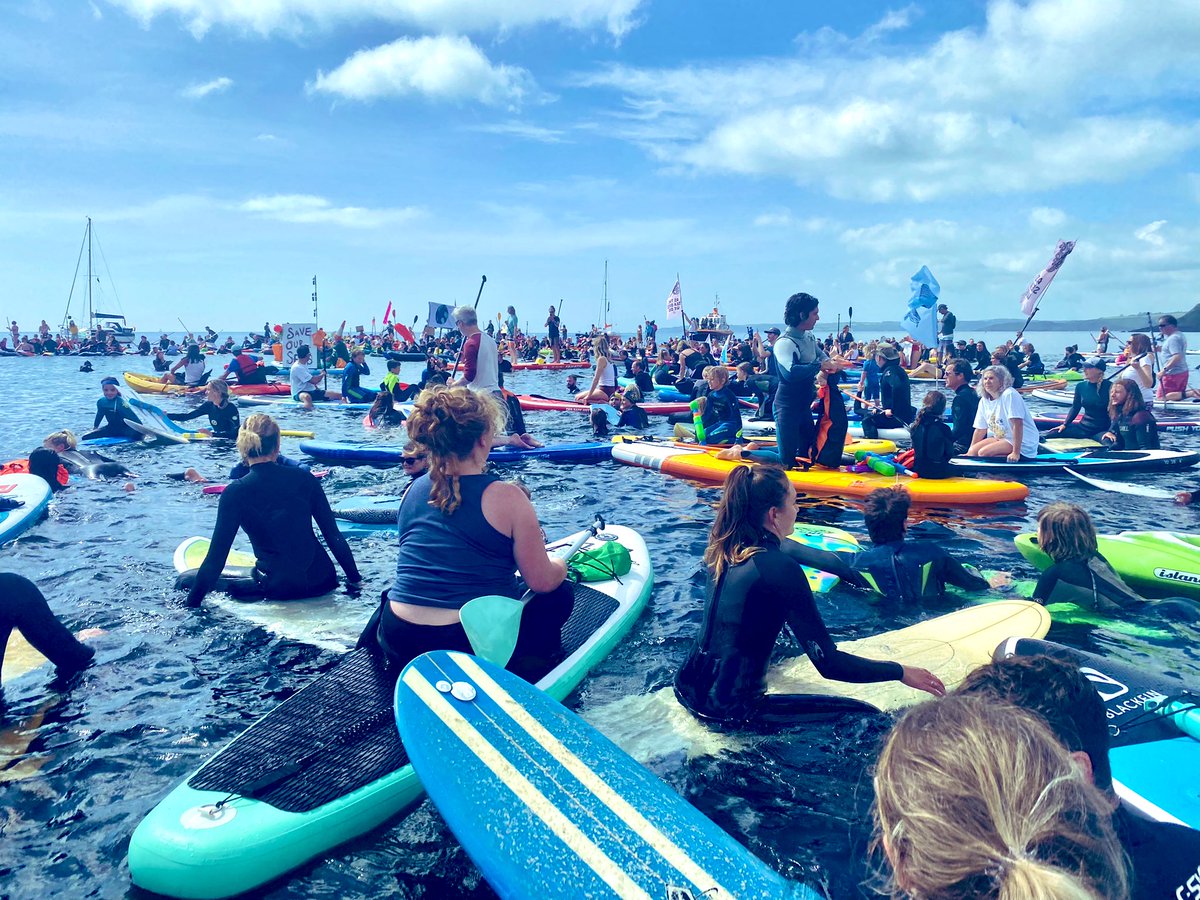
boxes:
[283,323,316,367]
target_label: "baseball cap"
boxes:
[765,326,781,335]
[1082,357,1106,370]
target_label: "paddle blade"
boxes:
[459,595,525,666]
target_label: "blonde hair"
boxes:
[705,366,729,387]
[1037,502,1098,563]
[44,430,78,451]
[593,335,610,357]
[704,465,790,581]
[874,695,1127,900]
[207,380,230,402]
[404,385,506,514]
[236,414,280,462]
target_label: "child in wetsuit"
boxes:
[83,377,141,442]
[908,391,955,479]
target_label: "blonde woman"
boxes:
[874,694,1128,899]
[178,414,360,608]
[374,386,571,675]
[166,379,239,438]
[576,335,618,403]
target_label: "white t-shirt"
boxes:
[290,360,319,396]
[973,387,1040,458]
[183,359,207,384]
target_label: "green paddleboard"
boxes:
[1016,532,1200,600]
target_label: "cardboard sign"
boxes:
[283,323,316,367]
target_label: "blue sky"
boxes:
[2,0,1199,336]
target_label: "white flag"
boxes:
[665,280,682,318]
[1020,240,1076,316]
[426,302,454,330]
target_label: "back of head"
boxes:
[236,413,280,462]
[1036,501,1097,563]
[27,448,65,492]
[44,429,78,451]
[957,654,1112,791]
[874,694,1127,900]
[454,306,478,328]
[863,486,910,544]
[914,390,946,427]
[405,385,505,514]
[704,465,789,580]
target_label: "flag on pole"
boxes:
[666,280,682,318]
[1020,240,1077,316]
[426,302,454,330]
[901,266,940,346]
[383,301,393,325]
[720,333,734,364]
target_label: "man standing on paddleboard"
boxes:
[772,293,826,469]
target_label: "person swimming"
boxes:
[42,430,133,480]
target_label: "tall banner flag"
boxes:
[901,265,940,346]
[382,301,393,325]
[1020,240,1077,316]
[426,302,454,331]
[666,280,682,318]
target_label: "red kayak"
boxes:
[510,361,592,371]
[230,382,291,396]
[517,394,692,416]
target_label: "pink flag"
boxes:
[383,301,393,325]
[1020,240,1076,316]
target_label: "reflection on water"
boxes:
[1,353,1198,898]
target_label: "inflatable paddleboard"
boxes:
[1016,531,1200,599]
[299,439,613,466]
[510,360,592,371]
[788,523,859,592]
[395,651,817,900]
[132,524,654,900]
[949,448,1200,474]
[235,396,374,411]
[611,439,1029,505]
[1031,389,1200,414]
[518,394,693,416]
[0,473,52,545]
[996,637,1200,828]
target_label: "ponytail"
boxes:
[236,413,280,462]
[405,385,506,515]
[912,390,946,430]
[703,465,789,581]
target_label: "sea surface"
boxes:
[2,344,1199,899]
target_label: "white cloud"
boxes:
[1135,219,1168,246]
[1029,207,1066,227]
[472,121,568,143]
[106,0,644,39]
[239,194,422,228]
[181,76,232,99]
[254,133,279,142]
[578,0,1200,201]
[309,36,535,108]
[753,211,792,228]
[88,0,103,19]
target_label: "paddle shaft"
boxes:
[450,276,489,378]
[837,385,912,432]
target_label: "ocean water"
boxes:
[1,351,1199,899]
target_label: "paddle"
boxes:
[1064,466,1177,499]
[459,515,604,666]
[836,385,912,433]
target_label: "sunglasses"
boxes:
[401,456,426,465]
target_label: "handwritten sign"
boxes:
[283,323,316,367]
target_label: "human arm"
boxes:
[167,402,211,423]
[186,488,244,607]
[483,481,567,594]
[93,400,105,429]
[308,476,361,582]
[779,541,869,590]
[1006,418,1024,462]
[933,548,989,592]
[459,333,481,385]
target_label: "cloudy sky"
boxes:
[3,0,1199,335]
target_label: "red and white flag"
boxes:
[666,280,682,318]
[1020,240,1076,316]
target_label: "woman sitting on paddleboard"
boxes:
[674,465,944,728]
[370,386,572,677]
[1101,378,1159,450]
[166,380,240,439]
[575,335,618,403]
[83,377,141,442]
[165,344,208,387]
[966,365,1039,462]
[1032,502,1198,620]
[177,414,360,608]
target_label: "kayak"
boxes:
[1031,389,1200,414]
[0,473,52,545]
[611,440,1029,505]
[130,524,653,899]
[124,370,290,397]
[299,439,614,466]
[518,394,692,416]
[1016,531,1200,599]
[510,360,592,370]
[611,434,899,458]
[948,448,1200,474]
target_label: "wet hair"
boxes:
[957,655,1113,791]
[622,386,642,403]
[977,364,1013,398]
[912,390,946,430]
[873,694,1128,900]
[369,390,394,421]
[1128,333,1151,355]
[27,448,66,493]
[207,380,230,402]
[43,430,78,451]
[783,292,819,328]
[704,465,790,581]
[590,406,610,437]
[236,413,280,462]
[453,306,478,327]
[1037,501,1097,563]
[404,385,506,514]
[863,486,910,544]
[1108,377,1146,419]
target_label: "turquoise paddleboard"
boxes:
[0,473,52,545]
[396,650,819,900]
[132,524,654,899]
[787,523,859,593]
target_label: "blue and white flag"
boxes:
[901,265,939,346]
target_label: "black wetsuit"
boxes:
[1114,803,1200,900]
[616,406,650,429]
[1057,351,1086,371]
[950,384,980,454]
[860,360,914,439]
[852,540,988,604]
[1106,410,1159,450]
[674,532,902,727]
[909,415,954,479]
[631,370,654,394]
[0,574,94,691]
[1057,379,1111,440]
[1033,554,1200,620]
[181,463,360,607]
[84,396,140,441]
[1022,352,1045,375]
[167,400,240,439]
[56,449,132,479]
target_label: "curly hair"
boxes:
[405,385,506,514]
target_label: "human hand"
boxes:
[987,571,1013,589]
[1176,491,1194,505]
[901,666,946,697]
[1006,450,1021,462]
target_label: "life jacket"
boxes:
[0,458,69,486]
[234,353,258,377]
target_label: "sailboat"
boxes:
[61,217,135,345]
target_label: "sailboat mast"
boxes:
[602,259,608,332]
[86,216,93,330]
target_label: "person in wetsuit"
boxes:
[381,357,420,403]
[859,343,914,440]
[83,377,141,442]
[1032,501,1199,620]
[177,414,361,608]
[43,430,133,479]
[368,389,408,428]
[1,574,96,703]
[341,349,373,403]
[674,465,945,728]
[166,380,240,439]
[908,391,954,479]
[369,386,572,679]
[689,366,743,445]
[1100,378,1159,450]
[1047,357,1111,441]
[772,293,826,470]
[945,359,979,455]
[851,486,991,604]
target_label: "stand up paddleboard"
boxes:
[0,473,52,545]
[1016,531,1200,599]
[133,524,653,899]
[396,650,820,900]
